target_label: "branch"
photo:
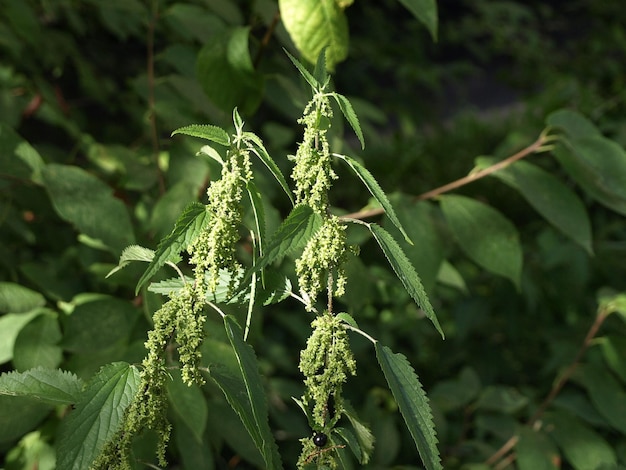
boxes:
[341,133,549,220]
[253,10,281,69]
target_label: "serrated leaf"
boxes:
[368,223,443,337]
[397,0,438,40]
[235,205,322,296]
[343,406,374,464]
[553,136,626,216]
[334,427,363,463]
[0,367,84,405]
[167,369,207,443]
[330,93,365,149]
[284,48,319,89]
[43,164,135,255]
[221,316,282,469]
[313,46,329,85]
[136,202,209,294]
[243,131,294,205]
[257,271,292,306]
[572,363,626,434]
[246,180,266,256]
[172,124,230,146]
[516,427,560,470]
[56,362,141,470]
[546,109,600,139]
[440,195,522,289]
[476,157,592,254]
[375,343,442,470]
[105,245,155,278]
[279,0,349,70]
[544,411,616,470]
[336,155,410,243]
[0,282,45,313]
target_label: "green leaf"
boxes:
[543,411,616,470]
[375,343,442,470]
[474,386,528,414]
[56,362,141,470]
[284,48,320,90]
[105,245,155,278]
[572,363,626,434]
[599,335,626,383]
[61,298,139,353]
[0,282,45,313]
[546,109,600,139]
[246,180,266,255]
[256,271,292,306]
[516,427,560,470]
[219,316,282,469]
[0,311,41,364]
[440,195,522,289]
[196,26,264,114]
[279,0,349,69]
[343,406,375,464]
[0,124,45,183]
[0,367,84,405]
[337,156,411,243]
[173,413,215,470]
[337,312,359,329]
[136,202,209,294]
[430,367,481,413]
[42,164,135,255]
[368,223,443,337]
[329,93,365,149]
[0,395,50,443]
[553,135,626,216]
[13,311,63,371]
[476,157,592,254]
[396,0,438,40]
[172,124,230,146]
[243,131,294,205]
[167,369,208,443]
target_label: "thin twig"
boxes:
[254,10,281,69]
[341,133,549,220]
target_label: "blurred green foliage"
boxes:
[2,0,626,469]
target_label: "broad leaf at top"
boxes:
[0,282,45,313]
[43,164,135,255]
[476,157,592,254]
[396,0,438,41]
[136,202,209,293]
[368,223,443,337]
[106,245,155,278]
[0,367,84,406]
[279,0,349,69]
[375,344,442,470]
[56,362,140,470]
[440,195,522,289]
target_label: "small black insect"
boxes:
[312,432,328,447]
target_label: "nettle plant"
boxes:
[0,54,443,470]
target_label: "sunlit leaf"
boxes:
[56,362,140,470]
[136,202,209,294]
[0,282,45,313]
[0,367,84,405]
[375,344,442,470]
[172,124,230,146]
[368,223,443,337]
[330,93,365,149]
[105,245,155,278]
[279,0,349,69]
